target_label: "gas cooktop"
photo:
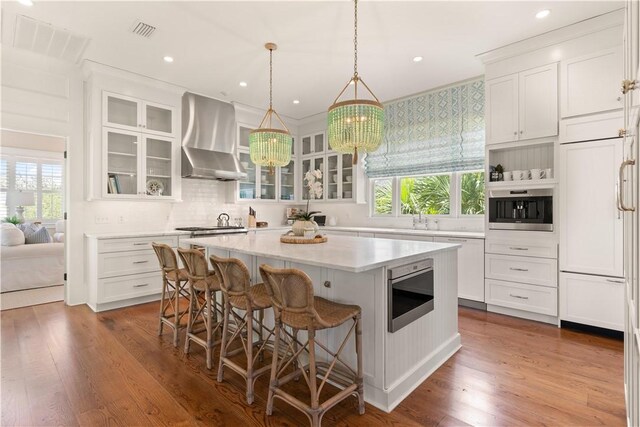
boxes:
[175,226,248,236]
[175,226,245,231]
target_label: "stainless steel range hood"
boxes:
[181,92,247,181]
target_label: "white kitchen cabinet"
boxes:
[486,74,519,144]
[302,155,325,200]
[103,91,175,137]
[519,64,559,141]
[486,279,558,317]
[87,234,180,312]
[103,128,178,199]
[486,63,558,145]
[559,111,624,144]
[434,237,484,302]
[559,138,624,277]
[560,48,623,118]
[559,272,625,331]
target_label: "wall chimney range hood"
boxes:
[181,92,247,181]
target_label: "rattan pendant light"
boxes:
[327,0,384,165]
[249,43,292,174]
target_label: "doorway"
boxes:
[0,129,66,310]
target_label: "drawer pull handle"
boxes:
[133,260,149,264]
[133,283,149,288]
[509,247,529,251]
[606,279,625,284]
[509,267,529,272]
[447,238,467,242]
[133,243,148,246]
[323,281,331,288]
[509,293,529,300]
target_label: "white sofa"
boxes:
[1,221,65,293]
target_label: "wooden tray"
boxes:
[280,235,328,244]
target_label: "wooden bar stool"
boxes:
[151,242,190,347]
[177,248,224,369]
[259,264,364,427]
[210,255,275,404]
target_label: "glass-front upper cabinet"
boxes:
[259,168,277,200]
[280,159,295,201]
[103,91,175,137]
[302,132,325,156]
[341,153,354,200]
[105,128,139,196]
[326,154,339,200]
[144,136,173,197]
[302,156,325,200]
[103,128,177,199]
[238,151,256,200]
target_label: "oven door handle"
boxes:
[389,268,432,284]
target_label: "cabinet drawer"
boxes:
[485,239,557,259]
[559,272,624,331]
[486,279,557,316]
[98,250,160,278]
[374,233,433,242]
[559,111,623,144]
[98,272,163,303]
[98,235,178,253]
[485,254,557,287]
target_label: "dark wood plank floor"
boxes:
[1,302,625,426]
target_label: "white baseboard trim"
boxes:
[87,293,161,312]
[1,285,64,310]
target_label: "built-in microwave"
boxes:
[488,188,553,231]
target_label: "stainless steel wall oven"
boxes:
[388,259,434,333]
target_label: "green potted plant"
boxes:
[292,169,323,236]
[2,215,23,226]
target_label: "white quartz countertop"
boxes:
[183,232,460,273]
[85,230,191,239]
[252,225,484,239]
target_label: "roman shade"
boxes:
[364,78,485,178]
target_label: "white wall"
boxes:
[1,46,85,305]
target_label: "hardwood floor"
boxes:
[1,302,625,426]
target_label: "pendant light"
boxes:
[327,0,384,165]
[249,42,292,174]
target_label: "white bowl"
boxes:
[281,167,289,173]
[345,176,352,183]
[241,161,249,168]
[332,174,338,183]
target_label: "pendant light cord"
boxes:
[269,47,273,127]
[354,0,358,79]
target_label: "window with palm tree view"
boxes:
[372,171,484,217]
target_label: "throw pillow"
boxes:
[53,232,65,243]
[1,228,25,246]
[25,226,52,244]
[18,222,40,237]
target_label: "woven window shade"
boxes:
[365,79,485,178]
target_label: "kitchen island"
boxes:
[183,232,461,412]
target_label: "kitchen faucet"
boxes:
[412,212,424,229]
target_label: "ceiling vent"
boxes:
[13,15,90,64]
[130,19,156,38]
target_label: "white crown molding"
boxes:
[81,60,186,95]
[477,9,624,65]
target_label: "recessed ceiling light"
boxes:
[413,56,423,63]
[239,81,248,87]
[293,100,300,104]
[17,0,33,6]
[163,56,174,63]
[536,9,550,19]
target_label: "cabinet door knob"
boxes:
[519,130,523,134]
[323,280,331,288]
[513,131,517,135]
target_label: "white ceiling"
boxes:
[1,1,624,119]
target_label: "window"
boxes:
[460,171,485,215]
[1,153,64,223]
[371,171,484,217]
[373,179,393,215]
